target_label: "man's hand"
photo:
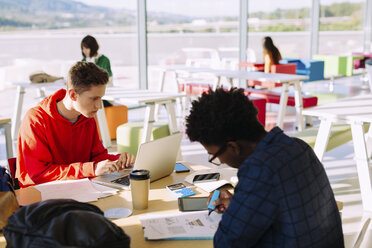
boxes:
[95,159,120,176]
[207,189,233,213]
[116,152,136,169]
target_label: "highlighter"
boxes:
[208,190,220,216]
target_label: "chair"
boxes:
[247,63,297,89]
[116,122,170,156]
[280,58,324,81]
[313,54,348,77]
[366,59,372,93]
[353,218,371,248]
[7,158,19,190]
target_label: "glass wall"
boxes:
[0,0,138,89]
[247,0,312,60]
[146,0,239,91]
[318,0,365,55]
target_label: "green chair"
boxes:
[116,122,170,156]
[313,54,347,76]
[292,123,370,152]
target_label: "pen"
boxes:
[208,190,221,216]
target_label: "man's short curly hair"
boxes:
[67,61,108,94]
[186,87,266,145]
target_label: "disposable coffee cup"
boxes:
[129,169,150,210]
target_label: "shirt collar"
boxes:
[254,126,283,152]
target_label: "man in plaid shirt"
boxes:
[186,88,344,248]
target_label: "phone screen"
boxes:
[192,173,220,182]
[178,197,208,211]
[167,183,186,191]
[174,163,190,173]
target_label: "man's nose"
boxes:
[97,100,103,109]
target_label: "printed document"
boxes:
[139,210,222,240]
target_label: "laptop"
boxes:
[91,132,183,189]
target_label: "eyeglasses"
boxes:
[208,144,227,165]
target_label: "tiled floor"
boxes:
[1,74,371,247]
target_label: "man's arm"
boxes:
[18,114,119,185]
[214,164,277,248]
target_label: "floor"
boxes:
[0,74,371,247]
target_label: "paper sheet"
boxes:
[139,211,222,240]
[34,178,118,202]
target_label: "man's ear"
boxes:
[227,141,240,155]
[68,88,78,101]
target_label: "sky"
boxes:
[76,0,364,17]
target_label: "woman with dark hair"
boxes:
[81,35,113,85]
[262,36,282,73]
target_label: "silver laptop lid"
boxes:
[133,132,183,182]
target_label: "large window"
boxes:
[146,0,239,91]
[247,0,312,59]
[0,0,138,89]
[318,0,365,54]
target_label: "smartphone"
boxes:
[174,163,190,173]
[166,183,196,198]
[178,197,209,211]
[192,172,220,183]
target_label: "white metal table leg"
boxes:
[142,103,156,144]
[165,100,179,134]
[351,121,372,211]
[165,100,183,160]
[313,118,332,161]
[365,123,372,159]
[293,81,304,131]
[12,86,25,143]
[3,122,13,159]
[158,69,166,92]
[276,83,289,129]
[96,105,111,148]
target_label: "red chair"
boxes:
[7,157,19,189]
[238,62,265,71]
[248,63,297,89]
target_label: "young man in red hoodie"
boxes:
[16,62,135,188]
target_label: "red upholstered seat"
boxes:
[246,63,297,89]
[245,89,318,108]
[238,62,265,71]
[179,83,267,126]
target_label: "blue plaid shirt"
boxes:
[214,127,344,248]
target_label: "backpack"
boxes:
[0,166,13,192]
[0,166,18,230]
[3,199,130,248]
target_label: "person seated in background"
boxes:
[81,35,113,86]
[263,36,282,73]
[185,88,344,248]
[16,62,135,188]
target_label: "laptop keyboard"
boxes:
[111,176,130,186]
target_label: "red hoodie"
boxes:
[16,89,120,187]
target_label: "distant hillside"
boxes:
[0,0,107,14]
[0,0,136,30]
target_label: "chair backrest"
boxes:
[7,158,19,189]
[271,63,297,74]
[353,218,371,248]
[366,62,372,93]
[7,158,16,180]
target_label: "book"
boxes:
[184,168,238,193]
[139,210,222,240]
